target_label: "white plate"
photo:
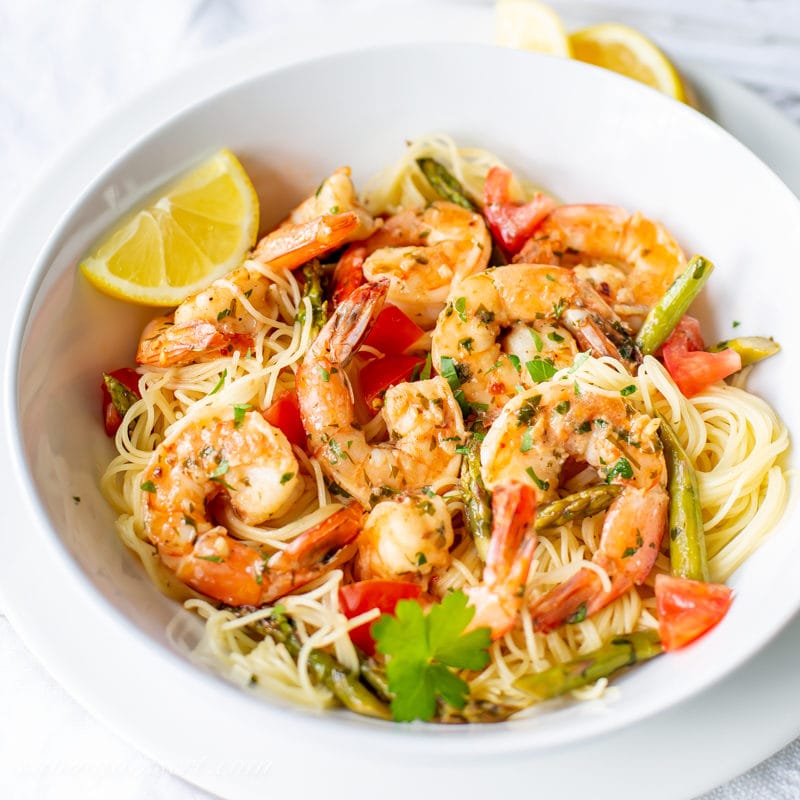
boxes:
[2,7,800,799]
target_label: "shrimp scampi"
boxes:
[137,168,376,367]
[515,204,686,316]
[332,201,491,328]
[97,138,784,726]
[297,280,467,507]
[140,408,361,605]
[432,263,641,418]
[480,379,669,632]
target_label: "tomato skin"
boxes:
[101,367,140,436]
[482,166,556,255]
[339,580,422,655]
[655,573,733,651]
[662,316,742,398]
[263,391,307,449]
[363,305,425,355]
[360,354,425,414]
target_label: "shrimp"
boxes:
[480,380,668,633]
[354,491,454,582]
[137,168,376,367]
[140,406,362,605]
[297,280,467,508]
[332,201,491,328]
[253,166,376,267]
[465,481,538,640]
[136,265,277,366]
[431,263,641,418]
[515,205,686,312]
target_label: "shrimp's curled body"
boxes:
[141,409,361,605]
[480,379,669,632]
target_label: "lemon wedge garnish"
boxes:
[80,149,259,306]
[495,0,573,57]
[570,22,686,101]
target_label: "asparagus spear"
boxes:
[514,630,662,701]
[258,613,391,720]
[295,259,328,337]
[636,255,714,356]
[103,373,138,418]
[460,437,492,562]
[658,414,710,582]
[416,158,478,211]
[536,484,622,531]
[708,335,780,366]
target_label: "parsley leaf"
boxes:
[525,357,557,383]
[372,590,491,722]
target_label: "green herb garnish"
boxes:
[372,591,491,722]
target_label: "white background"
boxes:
[2,1,799,798]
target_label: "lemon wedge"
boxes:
[496,0,572,57]
[80,149,259,306]
[570,23,686,101]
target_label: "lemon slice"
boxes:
[80,149,259,306]
[496,0,572,57]
[570,23,686,101]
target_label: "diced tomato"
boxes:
[655,573,733,652]
[363,304,425,355]
[101,367,141,436]
[482,166,557,255]
[360,354,425,414]
[661,316,742,398]
[263,391,307,449]
[339,580,422,655]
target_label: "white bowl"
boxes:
[6,42,800,763]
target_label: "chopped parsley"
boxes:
[209,369,228,396]
[233,403,252,427]
[140,480,157,493]
[566,603,587,624]
[520,428,534,453]
[455,296,468,322]
[606,457,634,482]
[525,357,557,383]
[620,384,637,397]
[525,466,550,491]
[516,394,542,425]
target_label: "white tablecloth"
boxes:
[2,1,799,798]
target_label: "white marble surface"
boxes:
[2,1,800,798]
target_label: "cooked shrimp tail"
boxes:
[136,315,249,367]
[256,504,363,602]
[529,486,668,633]
[467,481,538,640]
[141,406,363,605]
[254,211,370,269]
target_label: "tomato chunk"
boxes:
[655,573,733,651]
[363,305,425,355]
[482,166,557,255]
[360,354,425,414]
[339,580,422,655]
[263,391,307,449]
[101,367,141,436]
[661,316,742,398]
